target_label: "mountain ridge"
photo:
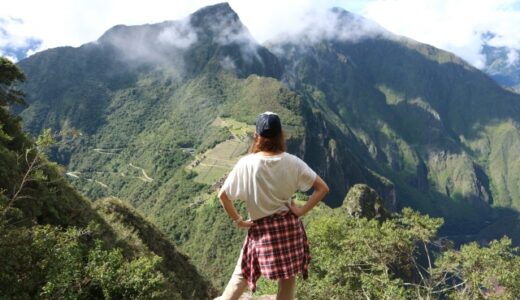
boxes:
[16,0,520,231]
[12,1,520,289]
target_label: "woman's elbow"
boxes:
[324,184,330,194]
[321,183,330,194]
[314,176,329,194]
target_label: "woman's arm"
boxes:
[218,190,253,228]
[289,175,329,217]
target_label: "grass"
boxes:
[376,84,406,105]
[187,117,253,185]
[189,139,249,185]
[212,117,255,140]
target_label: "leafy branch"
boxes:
[2,129,53,213]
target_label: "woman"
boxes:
[217,112,329,300]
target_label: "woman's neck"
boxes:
[256,151,284,157]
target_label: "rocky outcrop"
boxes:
[342,184,390,221]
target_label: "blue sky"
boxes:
[1,0,520,68]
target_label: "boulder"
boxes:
[343,184,390,221]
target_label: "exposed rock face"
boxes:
[426,150,493,207]
[343,184,390,221]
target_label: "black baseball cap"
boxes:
[256,112,282,138]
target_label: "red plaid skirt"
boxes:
[241,211,311,292]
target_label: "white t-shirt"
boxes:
[221,152,317,220]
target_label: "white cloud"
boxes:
[360,0,520,68]
[507,48,519,65]
[1,0,520,69]
[0,17,42,61]
[1,0,209,53]
[227,0,317,43]
[272,8,390,46]
[1,53,17,62]
[158,18,198,49]
[0,1,363,55]
[220,55,237,71]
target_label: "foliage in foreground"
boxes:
[0,220,177,300]
[293,208,520,299]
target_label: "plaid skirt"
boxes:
[240,211,311,292]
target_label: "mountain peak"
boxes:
[329,6,357,18]
[191,2,236,16]
[96,2,245,47]
[189,2,240,27]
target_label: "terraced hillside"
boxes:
[187,117,252,186]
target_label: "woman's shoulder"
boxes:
[283,152,304,163]
[235,153,258,166]
[239,153,256,161]
[283,153,313,170]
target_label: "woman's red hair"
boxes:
[250,131,286,153]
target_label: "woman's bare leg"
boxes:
[217,255,248,300]
[277,277,296,300]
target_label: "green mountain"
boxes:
[12,1,520,288]
[1,59,214,298]
[268,8,520,236]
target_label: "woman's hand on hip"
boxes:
[236,219,254,228]
[288,175,329,218]
[288,201,305,217]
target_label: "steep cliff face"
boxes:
[297,106,395,209]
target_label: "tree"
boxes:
[295,207,520,299]
[435,237,520,299]
[1,128,54,214]
[297,208,443,299]
[0,57,26,107]
[0,222,176,299]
